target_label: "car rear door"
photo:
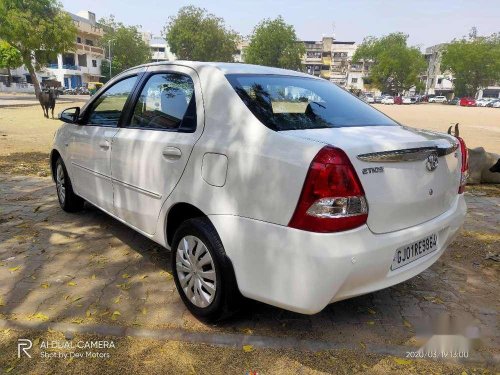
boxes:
[69,75,138,213]
[110,65,204,235]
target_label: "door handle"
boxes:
[99,140,110,150]
[162,147,182,160]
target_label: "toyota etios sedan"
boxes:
[51,62,467,321]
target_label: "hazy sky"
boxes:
[61,0,500,48]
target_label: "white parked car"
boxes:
[429,96,447,103]
[402,97,416,104]
[52,62,468,321]
[381,96,395,104]
[363,95,375,104]
[476,98,493,107]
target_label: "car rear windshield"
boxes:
[226,74,397,131]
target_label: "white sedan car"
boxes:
[52,62,467,321]
[381,96,395,104]
[429,96,447,103]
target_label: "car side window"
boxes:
[129,73,196,131]
[86,76,137,127]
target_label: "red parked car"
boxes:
[460,97,476,107]
[394,96,403,105]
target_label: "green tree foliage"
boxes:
[245,16,305,70]
[99,16,151,81]
[0,40,23,86]
[441,32,500,97]
[352,32,426,94]
[0,0,77,96]
[164,6,238,62]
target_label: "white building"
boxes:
[141,32,176,62]
[43,11,104,88]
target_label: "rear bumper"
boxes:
[209,195,466,314]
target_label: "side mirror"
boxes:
[59,107,81,124]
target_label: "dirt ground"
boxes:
[372,104,500,153]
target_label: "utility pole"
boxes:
[108,39,113,79]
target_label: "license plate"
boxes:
[391,233,438,271]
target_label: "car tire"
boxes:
[171,217,241,322]
[55,157,84,212]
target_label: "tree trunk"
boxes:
[24,57,41,98]
[6,67,12,87]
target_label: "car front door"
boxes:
[110,66,204,235]
[69,75,138,214]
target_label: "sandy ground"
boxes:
[373,104,500,153]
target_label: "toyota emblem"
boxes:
[426,153,439,172]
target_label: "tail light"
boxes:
[289,146,368,233]
[457,137,469,194]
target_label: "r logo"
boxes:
[18,339,32,358]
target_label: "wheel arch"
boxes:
[49,149,62,182]
[165,202,207,247]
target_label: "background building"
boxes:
[45,11,105,88]
[141,32,176,62]
[422,44,454,97]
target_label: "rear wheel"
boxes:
[55,158,84,212]
[171,217,240,322]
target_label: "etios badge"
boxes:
[426,153,439,172]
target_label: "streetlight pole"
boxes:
[108,40,112,79]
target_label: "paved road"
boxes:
[0,175,498,363]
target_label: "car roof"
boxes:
[124,61,315,79]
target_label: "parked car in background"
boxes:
[476,98,493,107]
[374,96,383,103]
[381,96,395,104]
[487,99,500,108]
[363,95,375,104]
[402,97,416,104]
[50,61,468,321]
[394,96,403,105]
[447,97,460,105]
[460,97,476,107]
[429,96,447,103]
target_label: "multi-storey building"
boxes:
[422,44,453,97]
[301,37,369,92]
[141,32,176,62]
[45,11,105,89]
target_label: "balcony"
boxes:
[76,43,104,56]
[47,64,80,71]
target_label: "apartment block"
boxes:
[44,11,105,88]
[142,32,176,62]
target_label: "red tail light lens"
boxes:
[289,146,368,233]
[457,136,468,194]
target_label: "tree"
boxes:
[0,0,77,96]
[0,41,22,86]
[164,6,238,62]
[441,32,500,97]
[244,16,305,70]
[99,16,151,82]
[352,33,426,95]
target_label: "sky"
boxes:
[60,0,500,49]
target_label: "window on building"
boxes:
[158,47,165,52]
[77,37,82,43]
[437,78,442,84]
[77,54,87,67]
[351,78,358,83]
[130,73,196,131]
[92,60,97,68]
[85,39,94,46]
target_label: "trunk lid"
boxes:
[284,126,461,233]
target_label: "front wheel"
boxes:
[55,158,84,212]
[171,217,241,322]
